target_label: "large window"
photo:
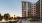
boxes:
[24,11,26,16]
[28,2,31,12]
[24,2,26,10]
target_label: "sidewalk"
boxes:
[22,19,30,23]
[17,19,42,23]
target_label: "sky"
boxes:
[22,0,38,3]
[0,0,38,17]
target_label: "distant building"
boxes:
[22,1,31,17]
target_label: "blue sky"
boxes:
[0,0,38,17]
[22,0,38,3]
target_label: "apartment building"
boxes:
[22,0,42,18]
[31,3,36,16]
[36,0,42,17]
[22,1,31,17]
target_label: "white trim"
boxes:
[40,0,41,21]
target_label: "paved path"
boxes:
[17,19,42,23]
[22,20,30,23]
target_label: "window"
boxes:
[32,12,33,13]
[34,8,35,9]
[34,10,35,11]
[32,10,33,11]
[32,6,33,7]
[34,6,35,7]
[34,12,35,13]
[34,4,35,5]
[24,11,26,15]
[32,8,33,9]
[24,2,26,10]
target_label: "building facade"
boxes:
[36,0,42,20]
[40,0,42,17]
[36,0,40,18]
[31,3,36,16]
[22,1,31,17]
[36,0,42,17]
[22,0,42,18]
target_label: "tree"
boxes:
[17,16,20,19]
[0,13,2,21]
[4,13,10,20]
[14,15,17,20]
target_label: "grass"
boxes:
[29,17,39,21]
